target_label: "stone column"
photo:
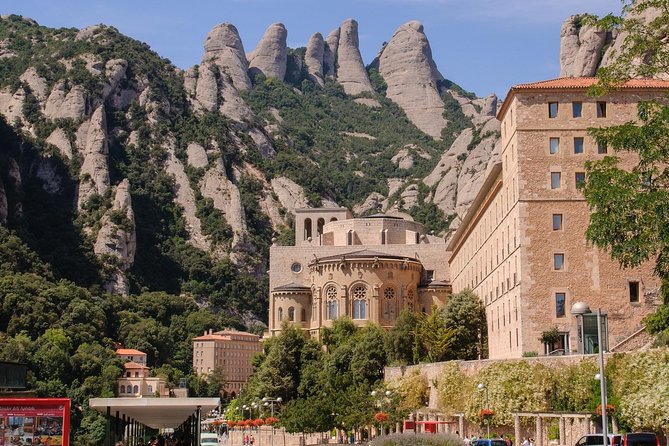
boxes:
[514,415,521,446]
[536,416,543,446]
[459,414,465,438]
[559,416,566,446]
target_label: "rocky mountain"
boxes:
[559,5,661,77]
[0,14,501,322]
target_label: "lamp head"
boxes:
[277,397,282,403]
[571,301,592,316]
[477,383,486,391]
[371,390,377,397]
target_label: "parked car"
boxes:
[621,433,660,446]
[575,433,660,446]
[474,439,508,446]
[200,432,218,446]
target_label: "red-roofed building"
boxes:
[115,348,168,398]
[192,329,262,398]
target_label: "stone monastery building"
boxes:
[268,77,667,359]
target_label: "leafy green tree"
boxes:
[385,310,420,365]
[586,0,669,340]
[442,290,488,360]
[415,307,455,363]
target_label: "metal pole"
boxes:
[597,309,608,446]
[485,387,490,439]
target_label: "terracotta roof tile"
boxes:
[511,77,669,90]
[498,77,669,119]
[116,348,146,355]
[123,361,148,369]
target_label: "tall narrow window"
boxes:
[352,285,368,319]
[597,101,607,118]
[278,307,284,321]
[552,214,563,230]
[598,142,608,154]
[629,281,640,302]
[555,292,566,317]
[326,286,338,320]
[383,287,396,320]
[553,253,564,270]
[574,137,584,154]
[304,218,312,241]
[288,306,295,322]
[548,102,558,118]
[575,172,586,188]
[551,172,561,189]
[572,102,582,117]
[347,230,353,246]
[549,137,559,154]
[317,218,325,236]
[301,308,306,322]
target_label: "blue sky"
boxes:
[7,0,621,98]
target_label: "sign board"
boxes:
[0,363,27,389]
[0,398,70,446]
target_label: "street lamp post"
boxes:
[477,383,490,439]
[262,397,282,446]
[371,390,392,437]
[571,302,608,446]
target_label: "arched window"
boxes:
[406,288,415,312]
[133,385,139,394]
[288,306,295,321]
[381,229,387,245]
[347,230,354,246]
[383,287,396,320]
[317,218,325,236]
[352,285,367,319]
[278,307,284,321]
[330,217,338,222]
[147,385,153,394]
[326,286,338,320]
[120,385,125,394]
[304,218,312,240]
[301,308,306,322]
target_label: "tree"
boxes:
[385,310,419,365]
[585,1,669,281]
[414,307,455,363]
[442,290,488,360]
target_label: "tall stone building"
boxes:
[268,208,451,338]
[269,78,667,360]
[192,329,262,397]
[448,77,667,359]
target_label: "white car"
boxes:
[200,432,219,446]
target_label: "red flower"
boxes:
[265,417,279,426]
[374,412,389,422]
[480,409,494,418]
[227,421,237,428]
[253,418,265,427]
[596,404,615,416]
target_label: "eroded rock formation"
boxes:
[248,23,288,81]
[77,106,110,209]
[374,20,446,139]
[334,19,373,95]
[305,33,325,86]
[559,14,611,77]
[203,23,252,91]
[94,179,136,295]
